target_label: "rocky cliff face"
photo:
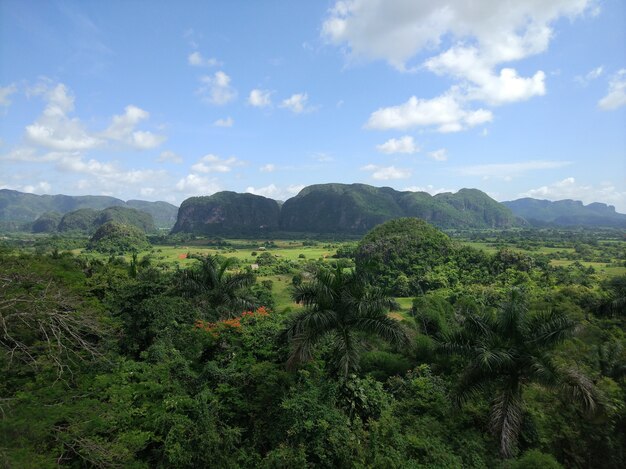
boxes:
[171,191,281,235]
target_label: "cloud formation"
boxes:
[103,105,165,149]
[598,69,626,110]
[280,93,310,114]
[361,164,411,180]
[0,84,17,106]
[198,71,237,105]
[190,154,243,174]
[214,116,234,127]
[248,89,273,107]
[324,0,593,132]
[376,135,420,154]
[428,149,447,161]
[245,183,304,200]
[366,94,492,132]
[188,51,219,67]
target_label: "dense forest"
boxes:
[1,218,625,468]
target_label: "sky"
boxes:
[1,0,625,210]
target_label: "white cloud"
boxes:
[188,51,219,67]
[366,94,492,132]
[175,174,221,195]
[280,93,311,113]
[190,154,243,173]
[403,184,453,195]
[0,84,17,106]
[376,135,420,154]
[245,183,304,200]
[25,83,102,151]
[598,69,626,110]
[214,116,234,127]
[158,150,183,164]
[574,66,603,85]
[425,47,546,105]
[323,0,592,71]
[325,0,593,131]
[248,89,273,107]
[22,82,165,151]
[198,71,237,105]
[103,105,166,149]
[520,177,626,212]
[457,160,571,179]
[428,148,447,161]
[260,163,276,173]
[0,180,52,194]
[361,164,411,180]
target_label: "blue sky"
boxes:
[1,0,625,210]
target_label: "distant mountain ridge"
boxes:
[503,198,626,228]
[172,184,521,235]
[0,189,178,229]
[2,187,623,234]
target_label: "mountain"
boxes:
[279,184,519,234]
[173,184,519,236]
[57,206,156,234]
[503,198,626,228]
[0,189,178,229]
[171,191,281,235]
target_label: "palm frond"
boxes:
[331,329,362,378]
[474,345,515,373]
[286,326,329,370]
[558,366,602,416]
[489,388,524,458]
[528,354,560,388]
[497,288,528,337]
[455,364,491,407]
[352,315,409,348]
[283,308,337,341]
[526,309,575,347]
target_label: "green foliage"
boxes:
[87,221,151,254]
[1,228,625,468]
[31,211,62,233]
[174,254,257,319]
[355,218,454,295]
[284,267,409,378]
[279,183,518,235]
[440,288,602,458]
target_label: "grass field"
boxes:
[68,235,624,310]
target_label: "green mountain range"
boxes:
[3,186,624,235]
[503,198,626,228]
[39,206,156,234]
[0,189,178,229]
[173,184,520,235]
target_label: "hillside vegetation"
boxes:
[56,206,156,234]
[0,189,177,229]
[504,197,626,227]
[0,219,623,468]
[175,184,521,236]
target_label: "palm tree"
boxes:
[284,267,409,379]
[176,254,256,319]
[440,288,601,458]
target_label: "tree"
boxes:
[440,288,601,458]
[175,254,256,319]
[284,267,409,378]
